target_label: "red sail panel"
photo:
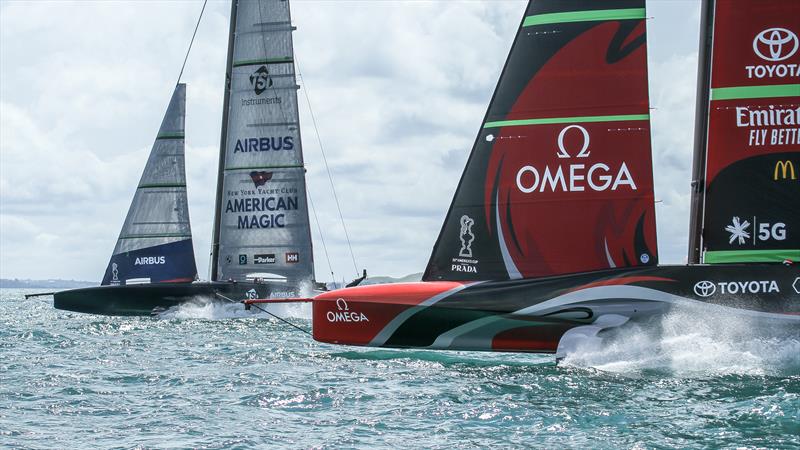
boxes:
[702,0,800,264]
[424,0,657,282]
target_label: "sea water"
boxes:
[1,288,798,449]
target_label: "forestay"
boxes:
[102,83,198,285]
[213,0,314,283]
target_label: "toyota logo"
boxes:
[753,28,799,62]
[693,280,717,298]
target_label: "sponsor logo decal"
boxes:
[246,288,258,300]
[745,28,799,79]
[225,177,299,230]
[793,277,800,294]
[234,136,294,153]
[242,66,281,106]
[736,106,799,147]
[693,280,717,297]
[134,256,166,265]
[516,125,637,194]
[254,254,276,264]
[239,254,247,265]
[285,252,299,263]
[451,215,478,273]
[694,280,780,297]
[111,262,120,285]
[249,171,273,188]
[249,66,273,95]
[753,28,798,62]
[774,160,797,180]
[326,298,369,323]
[725,216,786,245]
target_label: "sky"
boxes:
[0,0,702,283]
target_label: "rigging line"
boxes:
[307,188,336,282]
[176,0,208,86]
[294,55,360,277]
[215,293,312,336]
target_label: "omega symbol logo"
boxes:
[693,280,717,298]
[336,298,349,311]
[556,125,590,159]
[753,28,798,62]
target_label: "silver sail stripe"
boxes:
[368,282,480,347]
[223,164,304,171]
[603,238,617,268]
[495,191,522,280]
[429,285,800,350]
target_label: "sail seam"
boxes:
[118,234,192,240]
[224,164,304,171]
[138,183,186,189]
[232,57,293,68]
[710,84,800,101]
[484,113,649,128]
[156,133,185,140]
[523,8,646,27]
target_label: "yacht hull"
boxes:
[54,281,301,316]
[313,265,800,354]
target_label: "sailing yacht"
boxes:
[54,0,336,315]
[309,0,799,357]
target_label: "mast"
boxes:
[210,0,238,281]
[687,0,715,265]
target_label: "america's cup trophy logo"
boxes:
[458,215,475,258]
[111,262,119,284]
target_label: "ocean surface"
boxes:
[2,288,799,449]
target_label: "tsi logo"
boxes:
[326,298,369,323]
[134,256,165,265]
[746,28,799,79]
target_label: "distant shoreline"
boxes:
[0,279,96,289]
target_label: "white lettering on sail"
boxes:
[516,163,637,193]
[516,125,637,194]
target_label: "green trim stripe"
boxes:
[704,249,800,264]
[119,234,191,240]
[225,164,303,171]
[711,84,799,101]
[156,132,184,140]
[484,114,649,128]
[523,8,645,27]
[233,57,293,68]
[138,183,186,189]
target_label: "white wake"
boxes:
[559,302,800,376]
[157,295,312,321]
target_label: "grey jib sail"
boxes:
[101,83,198,285]
[212,0,314,283]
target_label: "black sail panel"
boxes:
[424,0,657,282]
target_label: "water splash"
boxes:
[560,302,800,376]
[157,296,312,321]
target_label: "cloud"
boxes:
[1,0,704,281]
